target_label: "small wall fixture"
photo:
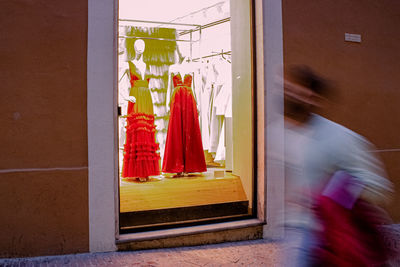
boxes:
[345,33,362,43]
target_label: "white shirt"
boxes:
[284,114,393,228]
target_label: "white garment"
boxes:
[153,105,167,118]
[199,62,214,150]
[208,62,223,153]
[210,60,232,158]
[214,60,232,117]
[154,117,167,131]
[150,93,166,106]
[147,63,170,164]
[149,65,169,76]
[156,130,167,160]
[214,120,225,163]
[193,66,202,113]
[304,115,393,206]
[208,60,232,154]
[149,78,165,90]
[209,111,222,153]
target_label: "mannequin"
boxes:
[166,55,196,112]
[131,39,146,80]
[121,38,160,182]
[162,51,206,176]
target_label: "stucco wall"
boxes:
[0,0,89,257]
[282,0,400,221]
[231,0,254,209]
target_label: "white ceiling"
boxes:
[119,0,228,24]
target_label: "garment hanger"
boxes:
[221,49,231,64]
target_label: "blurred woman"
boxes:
[282,65,393,266]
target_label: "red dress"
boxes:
[162,73,207,173]
[121,63,160,178]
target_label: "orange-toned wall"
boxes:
[282,0,400,221]
[0,0,89,257]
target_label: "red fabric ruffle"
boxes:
[122,102,160,178]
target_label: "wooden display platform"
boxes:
[119,170,248,213]
[119,170,250,231]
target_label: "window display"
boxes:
[118,0,254,232]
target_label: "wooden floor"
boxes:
[119,170,248,213]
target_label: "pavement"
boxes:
[1,225,400,266]
[0,239,281,267]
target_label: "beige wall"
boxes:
[231,0,254,207]
[0,0,89,257]
[282,0,400,221]
[255,0,266,223]
[257,0,285,239]
[87,0,118,253]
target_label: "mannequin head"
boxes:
[134,39,145,59]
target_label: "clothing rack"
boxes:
[119,19,201,36]
[178,17,230,63]
[118,35,197,42]
[119,18,201,28]
[170,1,226,24]
[119,18,202,58]
[192,50,231,62]
[118,15,230,61]
[179,17,230,36]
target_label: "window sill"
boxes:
[116,218,265,244]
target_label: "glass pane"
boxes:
[118,0,254,232]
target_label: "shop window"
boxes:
[117,0,254,233]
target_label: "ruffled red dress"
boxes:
[121,62,160,178]
[162,73,207,173]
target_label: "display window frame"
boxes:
[87,0,285,252]
[116,0,258,234]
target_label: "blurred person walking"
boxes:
[281,65,393,266]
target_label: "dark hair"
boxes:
[287,65,332,97]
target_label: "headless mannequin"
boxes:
[131,39,146,80]
[177,56,192,77]
[166,55,198,177]
[166,55,195,113]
